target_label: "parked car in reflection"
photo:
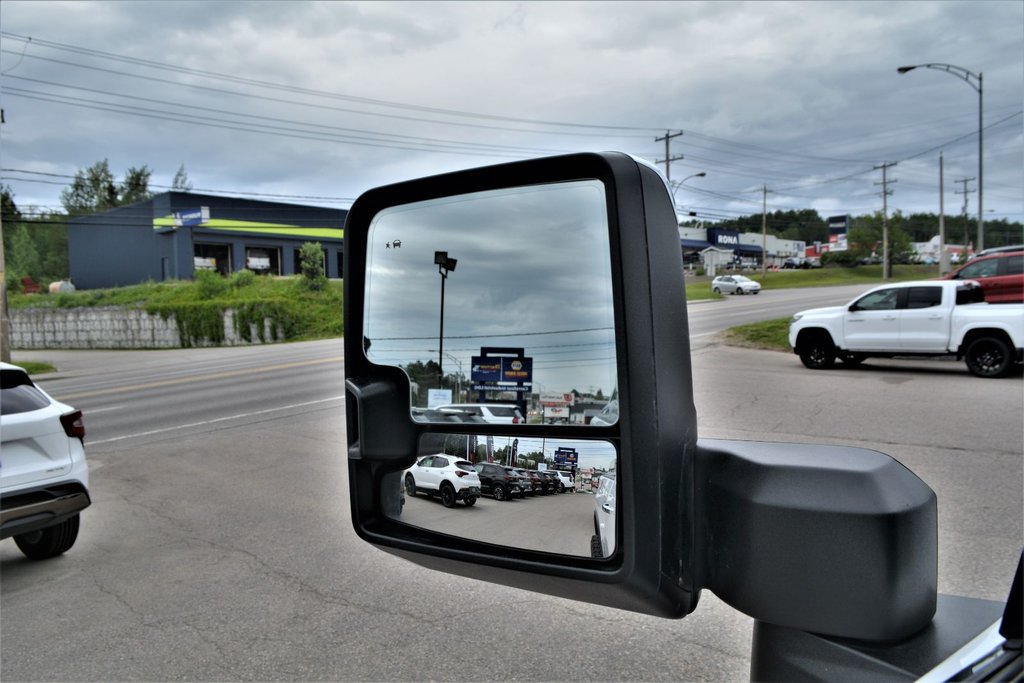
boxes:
[412,407,487,423]
[474,462,522,501]
[550,469,574,492]
[514,468,544,496]
[502,467,530,498]
[590,399,618,426]
[1,362,91,560]
[711,274,761,295]
[404,455,481,508]
[591,469,616,558]
[433,403,524,424]
[536,470,562,493]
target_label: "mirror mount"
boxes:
[695,439,937,641]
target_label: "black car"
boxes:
[473,462,522,501]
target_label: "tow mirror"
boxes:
[344,152,936,640]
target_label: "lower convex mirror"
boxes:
[384,436,617,558]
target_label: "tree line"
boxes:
[681,208,1022,255]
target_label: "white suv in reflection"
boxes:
[1,363,91,559]
[434,403,524,424]
[590,470,616,558]
[403,454,481,508]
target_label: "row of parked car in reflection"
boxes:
[403,455,574,508]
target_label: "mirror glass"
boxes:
[383,436,617,558]
[363,180,618,427]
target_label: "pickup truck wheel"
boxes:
[440,483,457,508]
[13,515,80,560]
[590,534,604,558]
[965,336,1012,378]
[404,474,417,497]
[799,336,837,369]
[840,352,867,366]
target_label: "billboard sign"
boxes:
[471,356,533,383]
[554,447,578,464]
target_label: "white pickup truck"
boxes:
[789,280,1024,378]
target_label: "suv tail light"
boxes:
[60,410,85,440]
[455,470,470,478]
[512,416,520,424]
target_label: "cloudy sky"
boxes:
[1,1,1022,229]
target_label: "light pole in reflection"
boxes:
[434,251,457,388]
[898,63,984,251]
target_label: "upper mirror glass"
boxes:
[363,180,618,426]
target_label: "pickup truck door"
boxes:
[899,285,950,352]
[843,287,901,350]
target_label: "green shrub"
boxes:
[821,251,859,267]
[298,242,327,291]
[229,269,256,289]
[194,269,228,299]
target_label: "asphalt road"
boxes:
[3,285,1021,681]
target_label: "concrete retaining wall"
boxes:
[10,307,276,349]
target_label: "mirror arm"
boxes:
[694,439,937,642]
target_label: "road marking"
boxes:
[88,395,346,445]
[55,356,344,401]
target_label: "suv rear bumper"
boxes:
[0,482,91,539]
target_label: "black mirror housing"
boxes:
[343,151,937,640]
[344,152,701,618]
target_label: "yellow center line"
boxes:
[55,356,345,401]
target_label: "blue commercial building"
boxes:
[67,192,346,289]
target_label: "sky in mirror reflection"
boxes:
[363,180,617,411]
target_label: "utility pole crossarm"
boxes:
[655,130,684,183]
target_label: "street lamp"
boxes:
[671,172,707,208]
[434,251,457,387]
[898,63,984,251]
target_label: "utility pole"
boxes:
[761,185,769,277]
[655,130,684,184]
[938,153,949,275]
[874,162,898,280]
[955,177,976,259]
[0,213,8,362]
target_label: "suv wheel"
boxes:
[13,515,80,560]
[463,496,477,507]
[404,474,417,497]
[440,483,457,508]
[799,334,836,369]
[493,484,507,501]
[590,534,603,558]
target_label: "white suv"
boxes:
[403,454,481,508]
[550,469,575,492]
[434,403,524,424]
[1,363,91,559]
[590,470,616,558]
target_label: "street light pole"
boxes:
[898,63,984,251]
[434,251,457,388]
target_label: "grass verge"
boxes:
[718,318,792,352]
[8,360,58,375]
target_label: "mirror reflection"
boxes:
[383,436,617,558]
[363,180,618,427]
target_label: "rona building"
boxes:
[67,192,347,289]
